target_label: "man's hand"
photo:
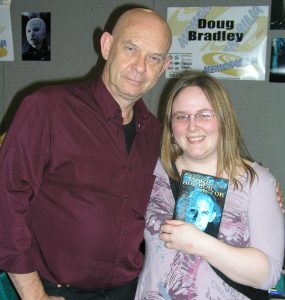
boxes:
[8,272,65,300]
[276,182,284,213]
[40,296,65,300]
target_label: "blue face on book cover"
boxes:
[174,170,229,238]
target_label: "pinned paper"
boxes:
[0,0,14,61]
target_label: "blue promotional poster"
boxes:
[270,37,285,83]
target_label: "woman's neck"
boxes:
[175,155,218,177]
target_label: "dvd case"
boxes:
[174,170,229,238]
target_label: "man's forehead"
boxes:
[120,35,167,56]
[116,20,169,54]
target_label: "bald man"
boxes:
[0,8,171,300]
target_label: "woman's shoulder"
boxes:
[240,161,276,193]
[233,161,276,193]
[240,160,275,181]
[251,161,275,181]
[153,159,169,179]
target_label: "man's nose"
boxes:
[134,54,146,73]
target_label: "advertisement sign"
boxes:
[167,6,269,80]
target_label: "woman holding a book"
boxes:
[134,72,284,299]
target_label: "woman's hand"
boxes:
[159,219,270,288]
[159,219,208,255]
[276,182,284,213]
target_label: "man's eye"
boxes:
[125,46,137,54]
[147,55,162,65]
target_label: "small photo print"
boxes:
[22,12,51,61]
[270,37,285,83]
[270,0,285,29]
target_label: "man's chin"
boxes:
[119,89,144,102]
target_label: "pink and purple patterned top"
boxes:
[135,159,284,300]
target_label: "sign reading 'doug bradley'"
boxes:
[166,6,269,80]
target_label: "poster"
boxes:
[0,0,14,61]
[21,12,51,61]
[167,6,269,80]
[270,0,285,29]
[270,37,285,83]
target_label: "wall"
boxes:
[1,0,285,192]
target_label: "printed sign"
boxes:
[167,6,269,80]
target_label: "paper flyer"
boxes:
[167,6,269,80]
[0,0,14,61]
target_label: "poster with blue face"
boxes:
[270,37,285,83]
[174,170,229,238]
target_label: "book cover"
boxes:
[173,170,229,238]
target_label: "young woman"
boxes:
[135,72,284,299]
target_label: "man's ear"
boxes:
[100,32,113,60]
[159,55,171,76]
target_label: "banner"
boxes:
[0,0,14,61]
[167,6,269,80]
